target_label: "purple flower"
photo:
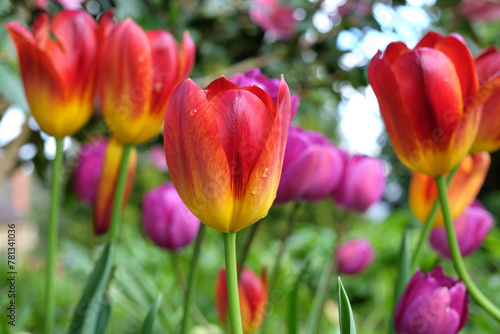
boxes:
[430,201,494,259]
[72,139,108,204]
[333,153,386,212]
[229,68,300,118]
[249,0,298,40]
[335,238,375,275]
[394,266,469,334]
[142,183,200,251]
[274,126,344,203]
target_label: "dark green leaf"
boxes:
[338,277,356,334]
[68,242,114,334]
[95,296,113,334]
[140,294,163,334]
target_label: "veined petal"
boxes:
[99,19,153,144]
[176,31,196,83]
[147,30,179,114]
[234,76,291,231]
[93,137,137,235]
[164,79,233,232]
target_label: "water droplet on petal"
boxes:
[190,109,198,116]
[261,168,269,178]
[251,187,258,195]
[154,82,163,92]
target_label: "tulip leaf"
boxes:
[68,242,114,334]
[95,296,113,334]
[140,294,163,334]
[288,263,309,334]
[389,229,411,334]
[338,277,357,334]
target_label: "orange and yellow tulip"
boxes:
[409,152,490,227]
[93,137,137,235]
[5,10,98,137]
[164,76,291,232]
[471,47,500,153]
[216,267,268,333]
[368,31,481,177]
[98,17,195,144]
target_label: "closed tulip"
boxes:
[6,10,98,137]
[335,238,375,275]
[99,17,195,144]
[333,154,386,212]
[142,183,200,251]
[471,47,500,153]
[216,267,268,333]
[394,266,469,334]
[72,139,108,204]
[430,201,494,259]
[164,76,291,232]
[229,68,300,118]
[93,137,138,235]
[368,31,480,177]
[275,126,343,203]
[409,152,490,227]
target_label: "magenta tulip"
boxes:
[275,126,344,203]
[430,201,494,259]
[143,183,200,251]
[333,154,386,212]
[72,139,107,204]
[394,266,469,334]
[335,238,375,275]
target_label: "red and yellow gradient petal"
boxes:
[164,79,233,232]
[177,31,196,83]
[99,19,153,144]
[409,152,490,227]
[93,137,137,235]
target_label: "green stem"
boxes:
[435,175,500,321]
[44,137,64,334]
[412,165,460,269]
[224,232,243,334]
[307,211,349,334]
[180,224,206,334]
[109,144,132,242]
[238,220,261,278]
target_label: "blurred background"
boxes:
[1,0,500,333]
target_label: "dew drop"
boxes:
[261,168,269,178]
[154,82,163,92]
[190,109,198,116]
[251,187,258,195]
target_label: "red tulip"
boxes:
[5,10,98,137]
[164,76,291,232]
[216,267,268,333]
[99,17,195,144]
[368,31,480,177]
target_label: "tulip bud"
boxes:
[5,10,98,137]
[93,137,137,235]
[215,267,268,333]
[275,126,344,203]
[335,238,375,275]
[142,183,200,251]
[409,152,490,227]
[229,68,300,118]
[164,76,291,232]
[430,201,494,259]
[471,46,500,153]
[333,154,386,212]
[99,16,195,144]
[394,266,469,334]
[369,31,480,177]
[72,139,108,204]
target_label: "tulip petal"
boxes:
[382,41,410,64]
[93,137,137,235]
[177,31,196,83]
[415,30,444,48]
[99,20,153,144]
[164,79,233,232]
[97,9,116,44]
[205,76,241,100]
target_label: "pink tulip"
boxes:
[249,0,297,40]
[72,139,107,204]
[335,238,375,275]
